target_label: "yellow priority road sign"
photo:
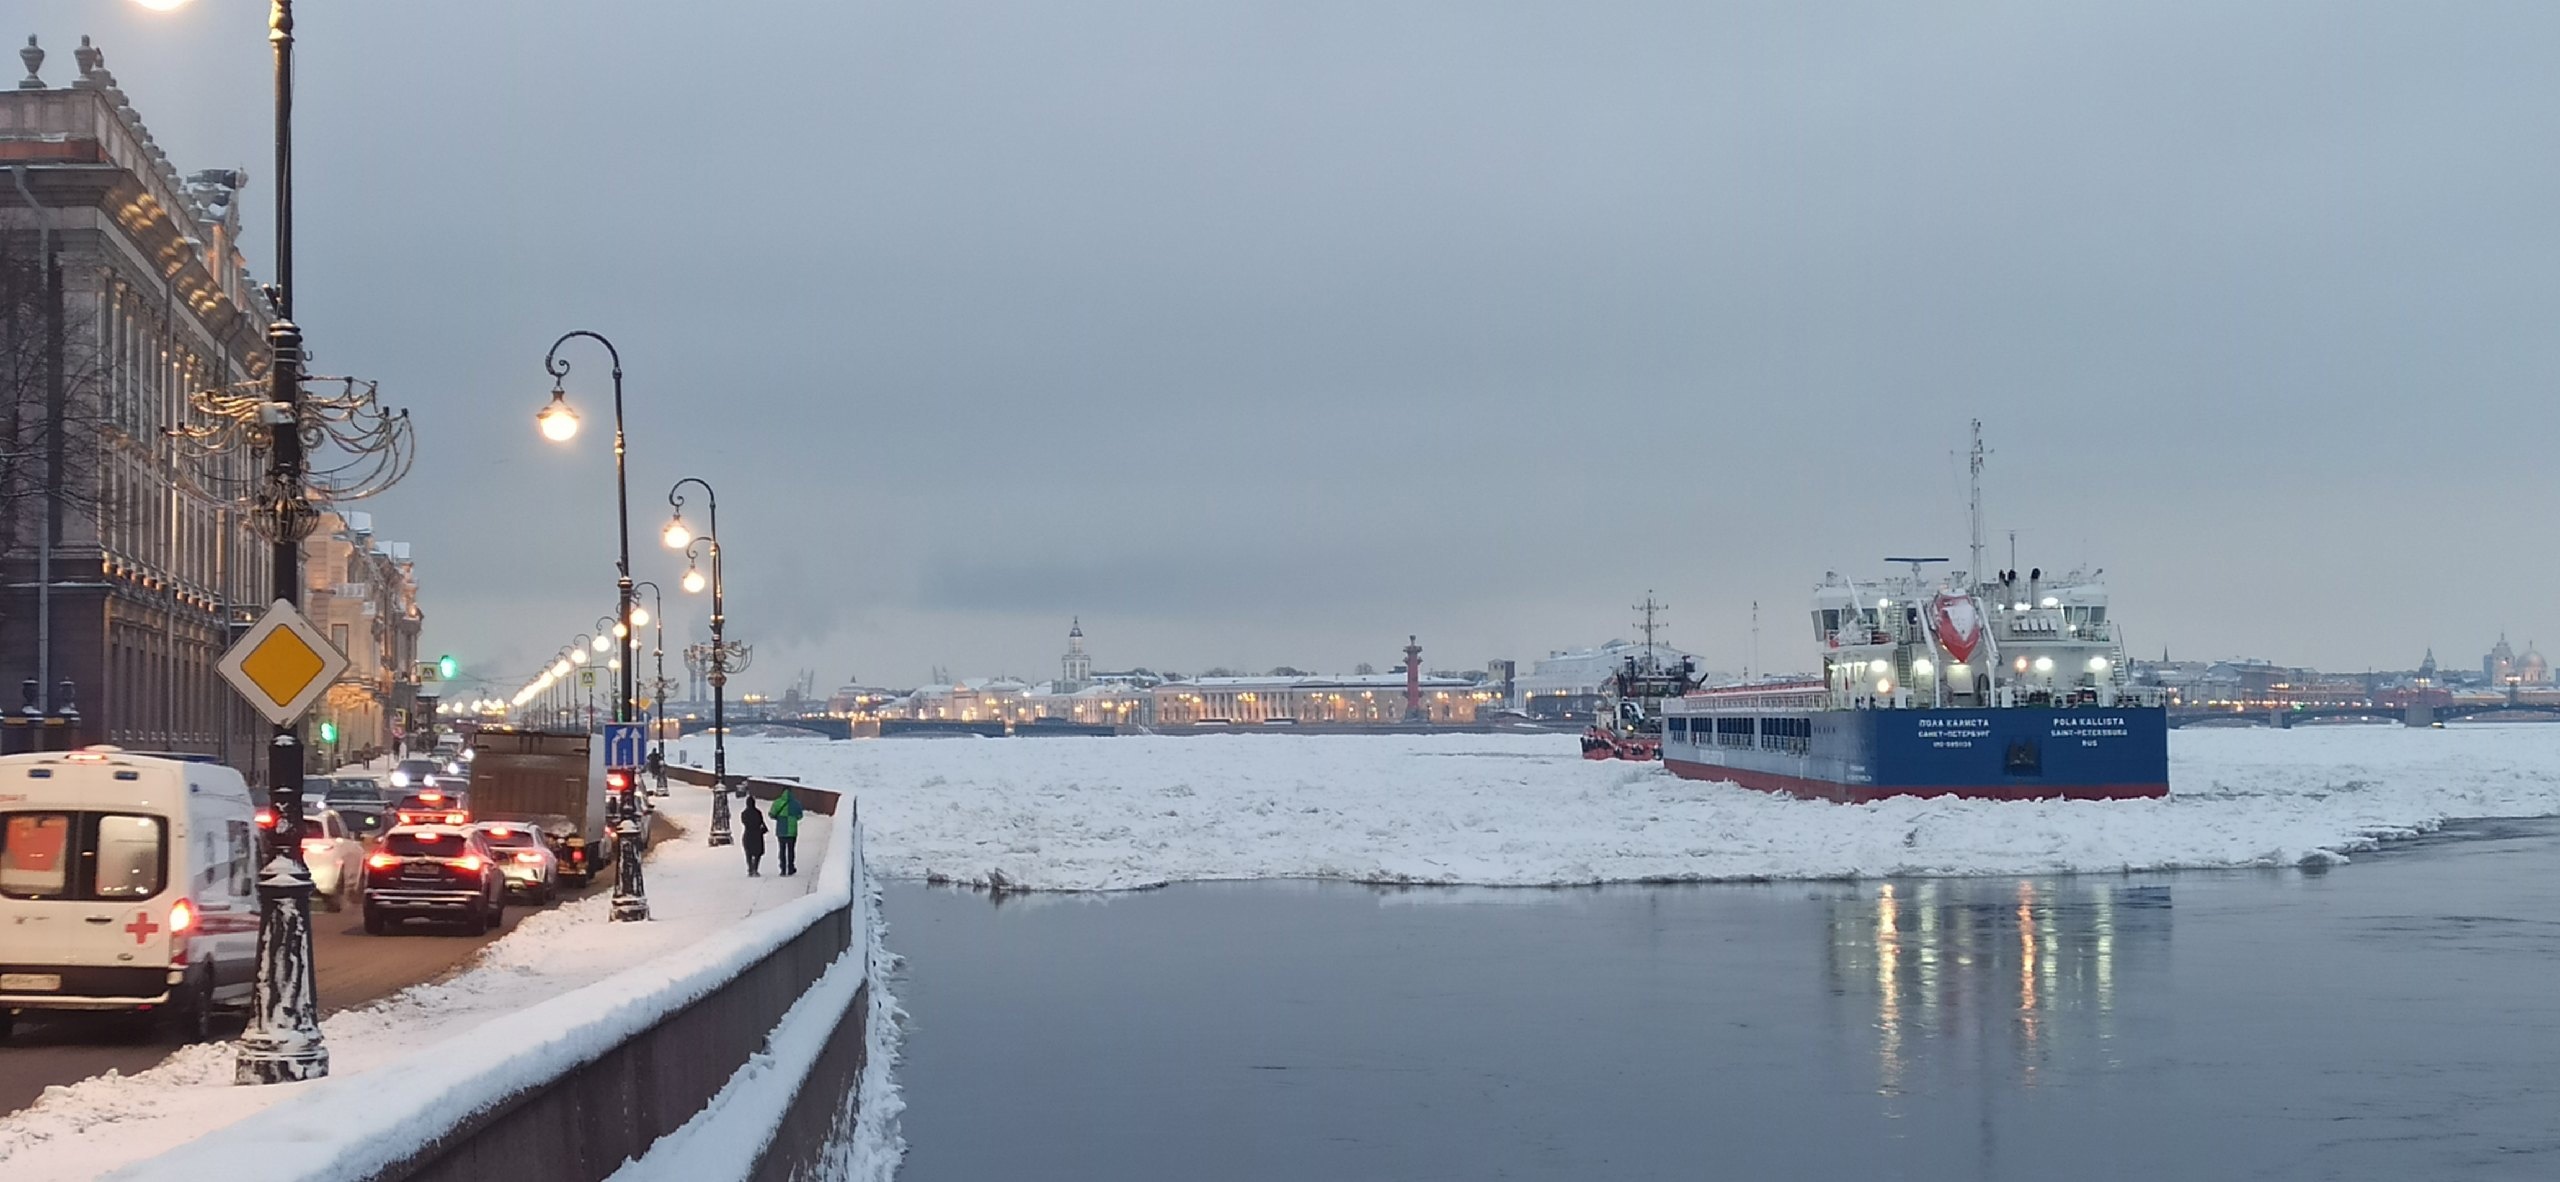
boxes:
[216,599,350,726]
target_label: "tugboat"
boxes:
[1581,594,1705,760]
[1657,424,2169,800]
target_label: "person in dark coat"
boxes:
[737,792,768,876]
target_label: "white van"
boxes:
[0,747,262,1041]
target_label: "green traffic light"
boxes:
[437,654,458,680]
[319,721,338,743]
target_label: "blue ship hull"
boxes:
[1661,706,2169,802]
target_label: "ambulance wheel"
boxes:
[162,970,215,1044]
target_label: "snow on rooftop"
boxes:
[723,725,2560,893]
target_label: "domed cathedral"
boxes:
[2482,634,2552,685]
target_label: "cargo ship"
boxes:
[1659,426,2169,802]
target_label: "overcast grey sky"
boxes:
[24,0,2560,690]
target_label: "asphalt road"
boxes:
[0,868,619,1115]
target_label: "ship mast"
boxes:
[1968,418,1986,594]
[1634,591,1666,673]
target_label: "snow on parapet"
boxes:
[101,799,862,1182]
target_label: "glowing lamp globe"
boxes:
[537,391,580,442]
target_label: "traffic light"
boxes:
[437,654,458,680]
[318,720,338,744]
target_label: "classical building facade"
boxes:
[306,511,423,763]
[2,38,275,766]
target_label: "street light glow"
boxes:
[591,634,612,653]
[131,0,192,10]
[537,389,580,442]
[661,517,690,550]
[630,606,650,627]
[683,566,706,594]
[571,648,589,665]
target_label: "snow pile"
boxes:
[0,785,836,1182]
[726,724,2560,892]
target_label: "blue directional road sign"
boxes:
[603,721,648,770]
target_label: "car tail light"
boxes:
[419,792,443,804]
[570,847,586,863]
[255,807,278,830]
[452,854,483,873]
[445,812,467,824]
[368,852,400,870]
[300,837,329,856]
[515,851,543,864]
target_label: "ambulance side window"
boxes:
[228,820,256,897]
[91,815,166,899]
[1,812,74,899]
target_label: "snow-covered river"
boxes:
[879,815,2560,1180]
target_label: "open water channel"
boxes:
[881,818,2560,1181]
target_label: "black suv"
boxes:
[363,825,506,934]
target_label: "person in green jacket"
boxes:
[769,786,804,876]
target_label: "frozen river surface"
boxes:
[883,817,2560,1181]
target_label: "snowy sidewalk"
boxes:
[0,783,824,1181]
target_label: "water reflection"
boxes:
[1826,879,2172,1105]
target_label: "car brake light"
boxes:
[300,838,329,854]
[489,826,511,837]
[570,848,586,863]
[368,852,400,869]
[515,851,543,863]
[419,792,442,803]
[452,854,483,873]
[446,812,467,824]
[168,897,196,935]
[255,807,278,830]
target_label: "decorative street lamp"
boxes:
[135,0,328,1086]
[665,477,732,846]
[539,331,645,921]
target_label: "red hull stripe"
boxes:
[1662,758,2167,803]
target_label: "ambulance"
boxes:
[0,747,262,1041]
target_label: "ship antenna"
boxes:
[1750,599,1760,681]
[1968,419,1987,593]
[1634,591,1666,672]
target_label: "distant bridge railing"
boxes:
[671,715,853,740]
[2165,702,2560,728]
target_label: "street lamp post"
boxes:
[538,332,647,921]
[664,478,730,845]
[223,0,326,1086]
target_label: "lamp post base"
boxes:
[608,810,649,922]
[708,783,733,847]
[236,857,329,1084]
